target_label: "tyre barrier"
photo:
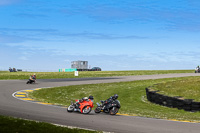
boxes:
[146,87,200,112]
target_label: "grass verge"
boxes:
[29,76,200,122]
[149,76,200,102]
[0,70,194,80]
[0,115,101,133]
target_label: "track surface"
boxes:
[1,73,200,133]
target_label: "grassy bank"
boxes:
[29,76,200,122]
[0,115,101,133]
[150,77,200,102]
[0,70,194,80]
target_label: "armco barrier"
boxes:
[146,87,200,112]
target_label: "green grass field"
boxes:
[0,70,194,80]
[0,115,101,133]
[29,76,200,122]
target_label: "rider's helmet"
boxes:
[113,94,118,100]
[88,95,94,100]
[82,97,88,101]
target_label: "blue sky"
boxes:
[1,0,200,71]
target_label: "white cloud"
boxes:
[0,35,26,43]
[64,59,71,62]
[0,0,21,5]
[19,56,28,61]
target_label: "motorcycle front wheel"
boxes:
[109,107,119,115]
[67,105,74,112]
[94,107,101,113]
[82,106,92,114]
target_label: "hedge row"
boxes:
[146,88,200,112]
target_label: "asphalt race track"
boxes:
[1,73,200,133]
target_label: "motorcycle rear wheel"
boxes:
[67,105,74,112]
[109,107,119,115]
[82,106,91,114]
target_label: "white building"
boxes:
[71,61,88,69]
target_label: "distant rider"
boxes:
[196,66,200,73]
[28,73,36,83]
[32,73,36,80]
[102,94,118,110]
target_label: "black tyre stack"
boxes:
[146,87,200,112]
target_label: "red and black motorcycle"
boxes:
[67,97,94,114]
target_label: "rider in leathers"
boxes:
[102,94,118,110]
